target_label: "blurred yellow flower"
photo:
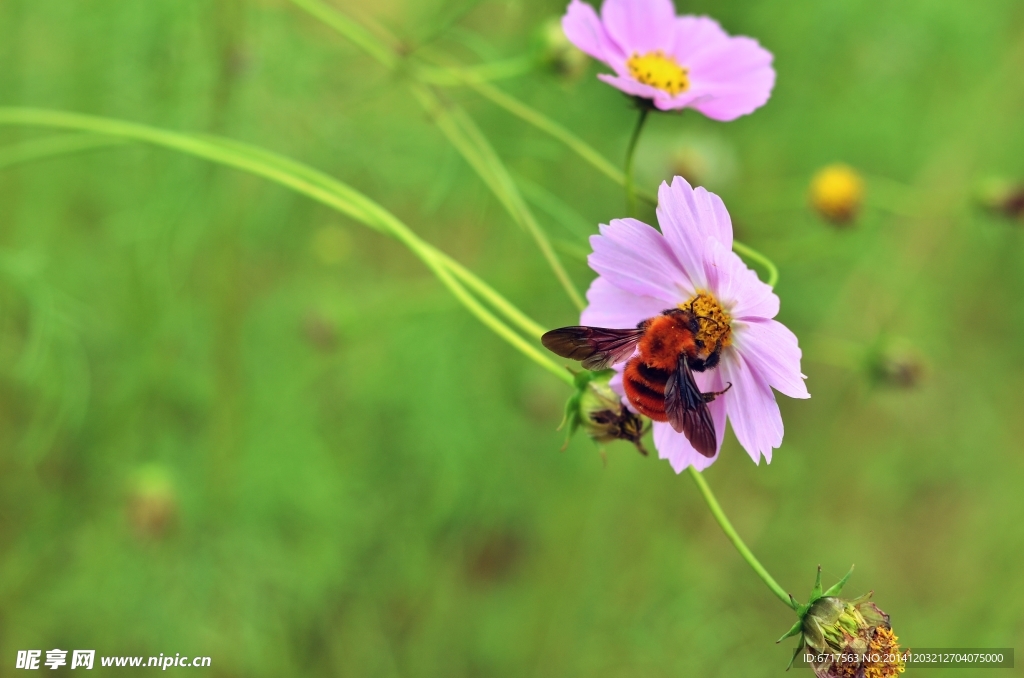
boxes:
[810,164,864,225]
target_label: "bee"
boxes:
[541,307,732,457]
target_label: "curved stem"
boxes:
[0,134,128,171]
[0,108,572,386]
[196,132,552,341]
[287,0,397,68]
[468,80,624,184]
[433,251,547,339]
[411,84,585,310]
[731,240,780,287]
[287,0,584,311]
[624,107,650,217]
[430,66,657,206]
[687,467,796,609]
[415,56,537,87]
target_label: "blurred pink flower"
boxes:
[562,0,775,119]
[580,177,808,472]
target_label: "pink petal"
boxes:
[652,367,728,472]
[562,0,625,66]
[608,368,631,404]
[702,238,779,320]
[580,276,668,328]
[650,90,704,111]
[719,350,783,464]
[686,37,775,121]
[732,319,810,399]
[655,177,734,288]
[588,217,689,304]
[600,0,677,56]
[596,73,664,99]
[669,16,729,63]
[596,75,704,110]
[689,35,774,83]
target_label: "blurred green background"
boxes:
[2,0,1024,675]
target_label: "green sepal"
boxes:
[557,389,582,434]
[810,565,823,601]
[557,392,582,449]
[557,368,608,449]
[776,618,803,644]
[557,369,591,434]
[785,638,806,671]
[779,564,856,669]
[822,564,855,598]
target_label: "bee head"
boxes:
[679,292,732,352]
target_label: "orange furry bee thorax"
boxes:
[623,310,706,422]
[635,313,700,371]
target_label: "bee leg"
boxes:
[701,382,733,403]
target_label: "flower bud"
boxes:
[560,370,648,454]
[537,18,588,81]
[810,164,864,225]
[975,177,1024,221]
[780,567,905,678]
[126,465,178,541]
[870,339,926,389]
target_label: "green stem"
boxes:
[0,108,572,386]
[624,107,650,217]
[195,132,551,340]
[287,0,397,69]
[687,467,796,610]
[0,134,128,171]
[468,80,625,185]
[411,84,585,310]
[287,0,584,311]
[415,56,537,87]
[432,251,548,339]
[475,83,658,206]
[731,240,780,288]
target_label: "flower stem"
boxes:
[687,467,796,610]
[624,107,650,217]
[731,240,780,287]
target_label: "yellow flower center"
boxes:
[626,51,689,96]
[681,291,732,350]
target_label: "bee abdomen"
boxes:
[635,362,671,386]
[623,359,669,421]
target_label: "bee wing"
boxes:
[664,354,717,458]
[541,326,644,371]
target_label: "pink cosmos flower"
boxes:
[580,176,809,472]
[562,0,775,120]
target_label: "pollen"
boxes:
[626,51,690,96]
[863,627,906,678]
[833,627,906,678]
[681,291,732,350]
